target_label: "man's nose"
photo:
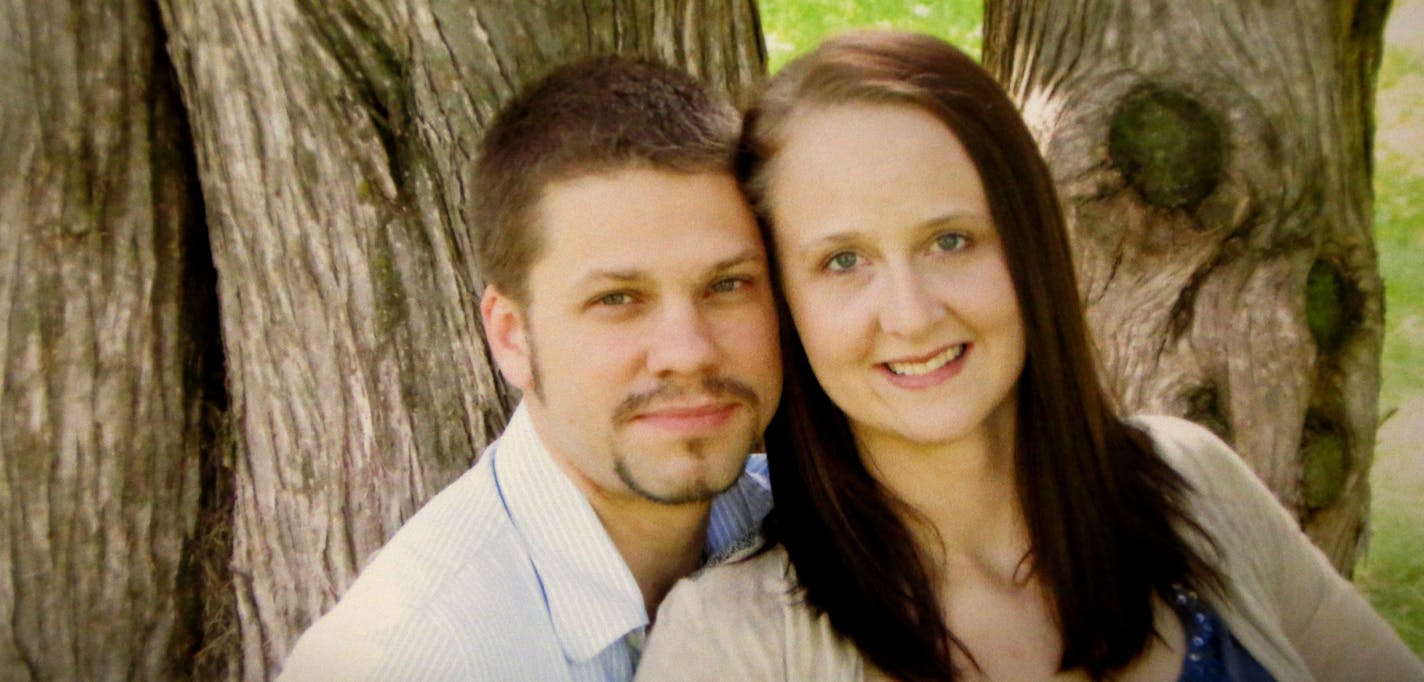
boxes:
[645,303,720,376]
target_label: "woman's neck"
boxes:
[857,407,1029,586]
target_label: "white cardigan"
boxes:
[635,416,1424,681]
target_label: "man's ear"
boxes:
[481,285,535,393]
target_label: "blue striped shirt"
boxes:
[278,402,772,681]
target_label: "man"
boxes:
[278,55,781,680]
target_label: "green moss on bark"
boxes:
[1108,86,1224,209]
[370,241,408,332]
[1306,259,1351,354]
[1301,414,1349,509]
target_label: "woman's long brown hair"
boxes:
[743,30,1221,681]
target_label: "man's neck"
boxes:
[521,403,720,617]
[583,490,712,618]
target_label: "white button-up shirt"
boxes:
[279,402,772,681]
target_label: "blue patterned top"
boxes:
[1173,585,1276,682]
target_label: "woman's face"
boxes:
[766,103,1025,452]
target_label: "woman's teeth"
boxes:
[886,344,966,376]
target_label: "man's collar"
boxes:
[492,402,774,662]
[494,403,648,663]
[704,452,771,563]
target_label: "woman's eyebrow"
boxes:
[793,231,860,259]
[917,211,990,230]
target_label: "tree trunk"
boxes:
[984,0,1389,571]
[0,1,218,679]
[155,1,765,678]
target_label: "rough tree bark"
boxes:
[984,0,1390,571]
[0,1,219,679]
[155,1,765,679]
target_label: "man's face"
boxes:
[483,168,782,506]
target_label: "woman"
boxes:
[635,30,1423,681]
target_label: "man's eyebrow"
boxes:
[575,249,766,286]
[577,268,646,286]
[710,249,765,273]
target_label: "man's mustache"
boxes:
[612,376,760,423]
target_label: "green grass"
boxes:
[759,0,1424,659]
[1374,43,1424,417]
[1376,153,1424,414]
[1356,479,1424,654]
[1364,42,1424,656]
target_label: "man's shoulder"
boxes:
[279,454,555,680]
[280,541,559,680]
[380,454,507,561]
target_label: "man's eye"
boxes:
[596,292,633,306]
[826,252,860,272]
[708,277,748,294]
[934,233,969,252]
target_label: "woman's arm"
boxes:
[1145,415,1424,681]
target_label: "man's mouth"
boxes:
[630,402,741,434]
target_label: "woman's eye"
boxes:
[934,233,969,253]
[826,252,860,272]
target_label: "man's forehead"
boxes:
[526,168,765,280]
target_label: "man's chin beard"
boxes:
[613,438,739,506]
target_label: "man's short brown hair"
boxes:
[471,55,740,305]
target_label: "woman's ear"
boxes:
[481,285,535,393]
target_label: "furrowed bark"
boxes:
[985,0,1389,571]
[156,1,764,677]
[0,0,215,678]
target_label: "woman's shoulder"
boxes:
[641,545,852,681]
[1124,414,1256,492]
[678,543,799,613]
[1125,414,1227,455]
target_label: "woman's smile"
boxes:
[882,342,967,376]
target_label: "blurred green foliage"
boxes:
[758,0,981,72]
[1377,154,1424,413]
[1355,481,1424,654]
[1363,44,1424,657]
